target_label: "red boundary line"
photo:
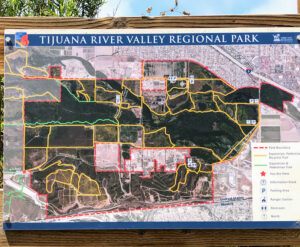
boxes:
[23,171,49,220]
[94,142,120,173]
[21,60,295,220]
[260,82,294,113]
[47,196,213,220]
[141,78,167,93]
[122,147,191,176]
[48,65,62,79]
[94,143,191,176]
[142,59,237,90]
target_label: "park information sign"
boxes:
[3,28,300,230]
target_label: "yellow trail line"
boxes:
[144,127,175,147]
[170,161,212,192]
[4,51,260,195]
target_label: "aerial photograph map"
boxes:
[3,28,300,229]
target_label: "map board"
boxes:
[3,28,300,230]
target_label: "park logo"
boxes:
[15,32,30,47]
[273,33,294,44]
[273,34,281,42]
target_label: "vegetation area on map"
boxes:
[3,44,294,219]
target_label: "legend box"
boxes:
[252,143,300,221]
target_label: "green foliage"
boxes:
[0,0,105,17]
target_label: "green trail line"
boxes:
[4,175,26,215]
[1,118,118,127]
[1,122,23,127]
[2,81,119,127]
[25,118,118,126]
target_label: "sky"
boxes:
[98,0,298,17]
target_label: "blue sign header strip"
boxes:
[4,32,300,46]
[3,221,300,230]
